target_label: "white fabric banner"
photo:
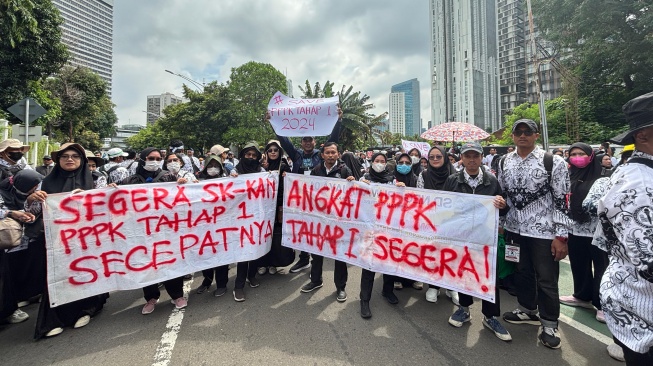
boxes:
[401,139,431,159]
[43,173,278,306]
[267,91,339,137]
[282,174,499,302]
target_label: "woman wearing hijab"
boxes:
[341,152,364,181]
[195,155,231,296]
[163,152,198,183]
[358,152,406,318]
[417,146,460,305]
[257,140,293,276]
[0,170,41,324]
[25,143,109,338]
[230,142,266,302]
[559,143,610,322]
[407,148,423,176]
[120,148,186,315]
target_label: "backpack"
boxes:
[98,165,120,184]
[499,151,554,186]
[133,170,167,184]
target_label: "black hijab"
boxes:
[341,152,363,181]
[368,152,394,184]
[568,142,604,223]
[265,141,289,173]
[236,143,262,174]
[408,148,423,176]
[422,146,456,190]
[394,153,417,187]
[41,144,93,194]
[135,147,162,180]
[0,169,43,210]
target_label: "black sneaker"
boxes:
[502,309,540,325]
[196,285,210,294]
[183,274,193,281]
[233,288,245,302]
[360,300,372,319]
[336,289,347,302]
[289,259,311,273]
[213,287,227,297]
[247,277,260,288]
[539,326,561,349]
[300,281,323,293]
[382,291,399,305]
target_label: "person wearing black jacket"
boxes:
[442,142,512,342]
[300,142,354,303]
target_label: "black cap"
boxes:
[460,142,483,154]
[610,91,653,145]
[43,155,52,160]
[512,119,539,133]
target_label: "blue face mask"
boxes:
[396,164,411,175]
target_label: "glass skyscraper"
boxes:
[390,78,421,137]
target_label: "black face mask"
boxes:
[7,152,24,162]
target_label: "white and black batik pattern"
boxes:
[498,148,571,239]
[463,168,483,190]
[585,177,610,248]
[595,150,653,354]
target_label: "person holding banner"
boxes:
[26,143,109,339]
[119,147,187,315]
[358,152,405,317]
[163,152,199,184]
[268,109,342,274]
[300,142,354,303]
[230,142,267,302]
[442,142,512,342]
[417,146,460,305]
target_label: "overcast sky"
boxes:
[113,0,432,128]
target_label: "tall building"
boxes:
[52,0,114,96]
[389,93,406,135]
[497,0,526,117]
[429,0,501,133]
[390,79,421,136]
[146,93,186,125]
[286,79,294,97]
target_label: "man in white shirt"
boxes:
[483,147,497,167]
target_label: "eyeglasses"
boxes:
[513,129,535,137]
[267,148,279,153]
[146,157,163,161]
[397,161,411,166]
[166,158,180,163]
[59,154,81,161]
[428,155,443,161]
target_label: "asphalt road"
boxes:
[1,259,621,366]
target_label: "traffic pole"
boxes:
[24,98,30,146]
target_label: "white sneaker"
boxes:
[606,343,625,362]
[6,309,29,324]
[45,327,64,337]
[412,281,424,290]
[446,290,460,306]
[394,281,403,290]
[425,288,439,303]
[74,315,91,329]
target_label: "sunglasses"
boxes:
[267,148,279,153]
[146,157,163,161]
[513,129,535,137]
[428,155,444,161]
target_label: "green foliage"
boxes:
[0,0,68,110]
[125,122,171,152]
[43,66,116,150]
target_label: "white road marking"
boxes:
[152,277,193,366]
[559,313,612,346]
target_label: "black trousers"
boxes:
[298,251,310,262]
[234,261,257,289]
[614,337,653,365]
[458,265,501,318]
[309,255,348,290]
[568,233,608,309]
[507,231,560,327]
[359,269,394,301]
[201,265,229,288]
[143,276,184,301]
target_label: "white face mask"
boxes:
[143,161,160,172]
[166,162,181,173]
[411,156,420,165]
[207,167,220,176]
[372,163,386,173]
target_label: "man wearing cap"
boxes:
[209,144,232,174]
[267,110,343,273]
[592,92,653,363]
[99,147,130,184]
[0,139,32,181]
[443,142,512,341]
[498,119,571,349]
[36,155,54,176]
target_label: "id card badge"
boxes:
[505,242,520,263]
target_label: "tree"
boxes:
[125,122,171,152]
[0,0,68,110]
[44,66,116,150]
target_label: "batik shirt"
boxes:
[101,161,130,184]
[593,150,653,354]
[582,177,609,241]
[498,148,571,239]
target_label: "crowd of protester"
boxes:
[0,92,652,365]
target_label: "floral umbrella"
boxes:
[420,122,490,142]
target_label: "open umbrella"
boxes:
[420,122,490,142]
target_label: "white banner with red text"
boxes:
[43,173,278,306]
[282,174,499,302]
